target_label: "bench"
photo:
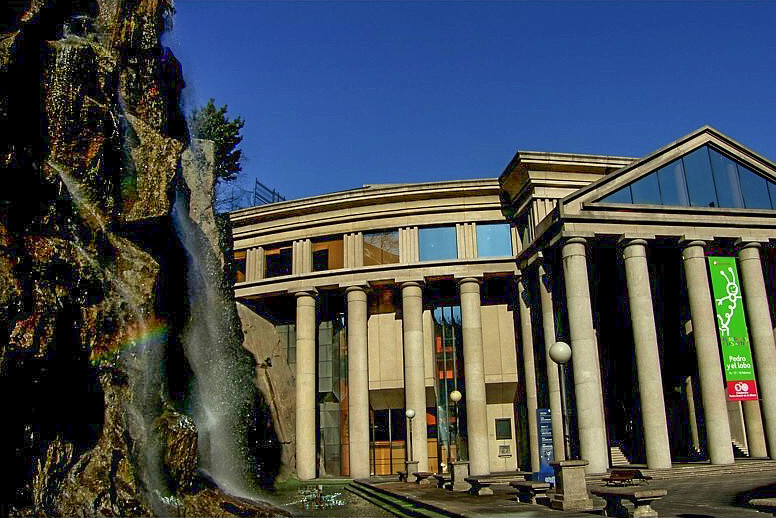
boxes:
[432,473,451,489]
[591,487,667,518]
[412,471,434,485]
[464,471,530,496]
[749,498,776,516]
[509,480,551,505]
[601,469,653,487]
[397,471,409,483]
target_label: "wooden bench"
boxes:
[432,473,451,489]
[509,480,551,505]
[464,471,530,496]
[601,469,653,487]
[591,487,667,518]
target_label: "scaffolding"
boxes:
[215,178,286,213]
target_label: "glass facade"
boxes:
[419,226,457,261]
[312,237,344,272]
[265,245,292,277]
[363,230,399,265]
[599,145,776,210]
[476,223,513,257]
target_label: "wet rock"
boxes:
[152,409,198,493]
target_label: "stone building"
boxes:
[231,126,776,478]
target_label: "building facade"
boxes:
[232,127,776,478]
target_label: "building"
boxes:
[231,126,776,479]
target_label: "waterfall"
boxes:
[171,183,257,499]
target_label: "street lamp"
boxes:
[450,390,462,462]
[405,408,416,463]
[549,341,572,460]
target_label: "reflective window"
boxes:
[738,164,773,209]
[683,147,718,207]
[312,237,344,272]
[595,145,776,211]
[265,245,292,277]
[495,418,512,440]
[709,149,744,208]
[630,172,662,205]
[476,223,513,257]
[419,226,457,261]
[656,160,689,206]
[363,230,399,265]
[234,250,246,282]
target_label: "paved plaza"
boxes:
[354,465,776,518]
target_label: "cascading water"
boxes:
[171,151,258,499]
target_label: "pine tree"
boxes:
[190,99,245,183]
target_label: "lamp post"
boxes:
[450,390,462,463]
[405,408,416,463]
[549,340,572,459]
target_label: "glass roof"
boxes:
[598,145,776,210]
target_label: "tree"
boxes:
[190,99,245,183]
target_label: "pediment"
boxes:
[561,127,776,216]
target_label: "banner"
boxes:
[707,256,758,401]
[536,408,555,483]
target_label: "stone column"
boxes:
[459,277,490,476]
[684,376,701,454]
[738,242,776,458]
[561,237,608,474]
[347,285,370,478]
[538,262,566,462]
[681,241,734,464]
[295,290,317,480]
[517,276,540,472]
[401,281,428,471]
[621,239,672,469]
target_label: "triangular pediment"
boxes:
[563,127,776,214]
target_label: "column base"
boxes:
[450,461,471,492]
[550,459,594,511]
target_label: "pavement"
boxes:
[354,466,776,518]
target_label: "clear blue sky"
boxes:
[167,1,776,201]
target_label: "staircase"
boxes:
[609,444,631,466]
[588,458,776,483]
[732,439,750,457]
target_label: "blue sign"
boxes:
[535,408,555,484]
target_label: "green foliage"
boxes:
[189,99,245,183]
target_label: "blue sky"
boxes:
[168,1,776,201]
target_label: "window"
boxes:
[265,246,292,277]
[363,230,399,265]
[598,145,776,210]
[419,226,457,261]
[476,223,513,257]
[495,418,512,440]
[234,250,246,282]
[312,237,343,272]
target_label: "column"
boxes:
[459,277,490,476]
[538,262,566,462]
[401,281,428,471]
[561,237,608,474]
[347,285,370,478]
[517,276,540,472]
[738,242,776,458]
[295,290,317,480]
[621,239,672,469]
[681,241,734,464]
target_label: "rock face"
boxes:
[0,1,285,516]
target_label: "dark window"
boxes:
[313,249,329,272]
[738,164,773,209]
[656,160,689,206]
[629,172,662,205]
[312,237,343,271]
[683,147,718,207]
[266,246,292,277]
[234,250,246,282]
[495,418,512,440]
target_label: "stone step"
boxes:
[349,480,453,518]
[587,459,776,482]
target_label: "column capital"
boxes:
[399,280,423,290]
[735,239,763,251]
[680,240,707,261]
[293,288,318,299]
[456,276,482,287]
[619,238,649,260]
[562,236,587,246]
[344,283,369,294]
[679,238,710,249]
[618,237,649,248]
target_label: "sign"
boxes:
[707,256,758,401]
[536,408,555,484]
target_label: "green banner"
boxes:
[707,256,758,400]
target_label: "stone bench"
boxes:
[509,480,551,505]
[397,471,409,483]
[749,498,776,516]
[591,486,667,518]
[432,473,451,489]
[412,471,434,485]
[464,471,530,496]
